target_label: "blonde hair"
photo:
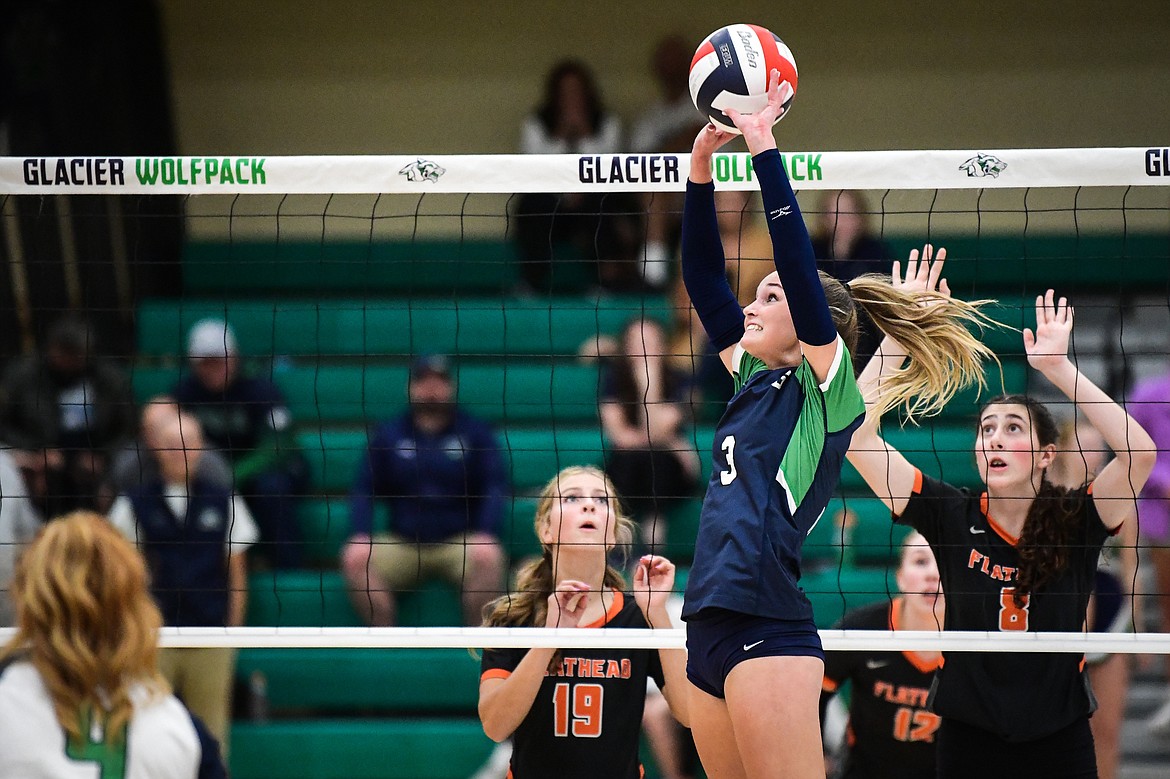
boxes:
[1,512,167,745]
[839,272,1000,420]
[483,466,635,629]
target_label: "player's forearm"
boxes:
[227,554,247,627]
[681,180,744,351]
[849,336,907,450]
[752,148,834,347]
[1045,361,1156,462]
[658,649,691,727]
[479,647,557,742]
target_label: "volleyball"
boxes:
[688,24,798,134]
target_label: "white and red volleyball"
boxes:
[688,24,798,134]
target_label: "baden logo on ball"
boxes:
[689,24,798,134]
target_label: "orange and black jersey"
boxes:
[822,599,941,779]
[480,592,665,779]
[897,470,1115,742]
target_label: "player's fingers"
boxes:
[927,248,946,287]
[904,253,918,283]
[776,80,793,105]
[891,260,903,286]
[940,278,951,298]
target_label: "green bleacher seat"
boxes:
[502,497,542,563]
[937,357,1029,421]
[299,429,367,493]
[287,362,601,425]
[137,295,674,358]
[235,648,481,713]
[297,498,351,566]
[846,498,913,566]
[184,239,519,296]
[247,570,362,628]
[230,719,494,779]
[885,233,1169,294]
[662,499,702,565]
[502,427,608,492]
[803,566,897,629]
[299,426,610,494]
[133,361,603,425]
[841,421,980,492]
[248,570,463,629]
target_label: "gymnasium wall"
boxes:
[160,1,1170,155]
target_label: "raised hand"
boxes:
[691,122,738,159]
[689,123,738,185]
[1023,289,1073,376]
[633,555,676,625]
[544,580,592,629]
[724,69,793,153]
[892,244,951,299]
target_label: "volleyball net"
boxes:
[0,148,1168,655]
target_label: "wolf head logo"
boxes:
[959,154,1008,178]
[398,158,446,183]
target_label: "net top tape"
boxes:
[3,148,1169,194]
[0,627,1165,653]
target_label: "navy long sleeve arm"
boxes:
[752,149,836,347]
[681,179,745,352]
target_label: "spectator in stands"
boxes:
[0,314,135,516]
[340,354,507,627]
[810,190,891,283]
[107,394,234,495]
[810,190,894,368]
[0,449,41,626]
[0,512,227,777]
[174,319,305,569]
[513,60,642,293]
[600,317,699,552]
[1128,365,1170,737]
[629,34,706,290]
[108,410,258,756]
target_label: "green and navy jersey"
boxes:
[898,470,1112,742]
[0,659,224,778]
[823,599,942,779]
[683,339,865,621]
[480,592,665,779]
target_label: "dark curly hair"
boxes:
[980,394,1083,606]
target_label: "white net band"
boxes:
[1,627,1166,653]
[3,148,1169,194]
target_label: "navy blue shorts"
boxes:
[685,607,823,699]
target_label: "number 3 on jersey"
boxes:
[553,682,603,738]
[65,709,127,779]
[720,435,738,485]
[999,587,1030,631]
